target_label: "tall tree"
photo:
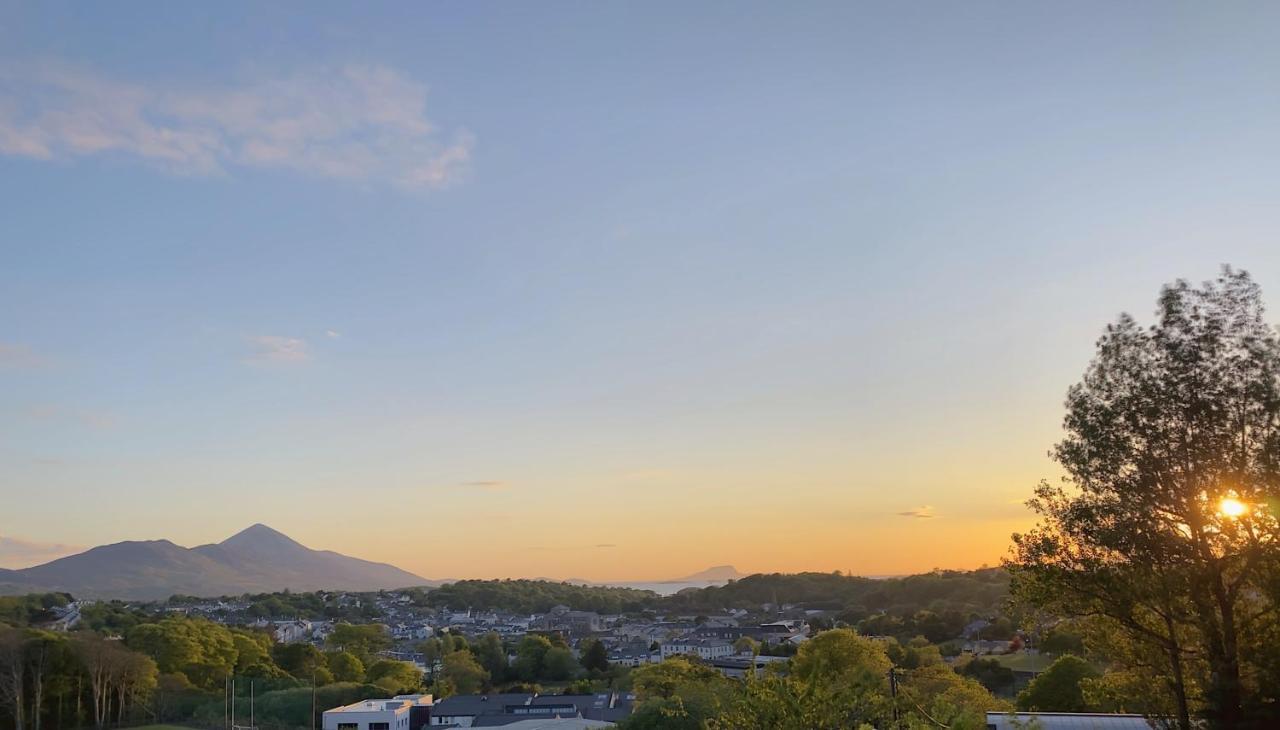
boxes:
[1016,655,1099,712]
[472,633,507,684]
[439,652,488,695]
[1011,268,1280,730]
[0,629,26,730]
[579,639,609,674]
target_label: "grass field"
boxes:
[992,652,1057,673]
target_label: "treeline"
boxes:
[0,596,73,630]
[5,569,1013,628]
[167,590,397,622]
[415,632,618,697]
[419,569,1011,618]
[423,580,658,614]
[0,628,158,730]
[663,568,1009,614]
[0,617,433,730]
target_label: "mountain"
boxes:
[0,524,427,600]
[676,565,745,581]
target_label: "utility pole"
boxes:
[250,680,255,730]
[888,667,899,727]
[311,669,317,730]
[231,678,236,730]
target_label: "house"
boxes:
[427,693,633,727]
[43,603,83,632]
[660,638,734,660]
[536,606,605,635]
[312,621,336,642]
[690,624,805,645]
[322,695,433,730]
[273,620,313,644]
[708,654,789,679]
[606,646,659,668]
[964,639,1013,655]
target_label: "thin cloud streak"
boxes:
[460,480,509,491]
[897,506,935,519]
[245,335,309,363]
[0,63,473,189]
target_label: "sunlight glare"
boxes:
[1219,497,1248,519]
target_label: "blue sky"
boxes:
[2,2,1280,579]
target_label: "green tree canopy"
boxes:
[326,651,365,683]
[541,647,577,681]
[1010,268,1280,730]
[513,635,552,682]
[327,624,390,664]
[579,639,609,674]
[365,659,423,695]
[440,651,488,695]
[1016,655,1100,712]
[472,632,507,683]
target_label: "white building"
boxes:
[322,696,432,730]
[660,638,734,660]
[273,620,313,644]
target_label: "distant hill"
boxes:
[0,524,427,600]
[676,565,745,581]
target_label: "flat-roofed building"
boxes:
[322,695,433,730]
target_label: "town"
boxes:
[1,568,1096,729]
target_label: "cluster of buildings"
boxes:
[320,693,1157,730]
[322,692,632,730]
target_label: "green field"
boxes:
[992,652,1057,673]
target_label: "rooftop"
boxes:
[325,696,432,714]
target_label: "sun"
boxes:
[1219,497,1248,519]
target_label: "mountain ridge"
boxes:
[0,525,427,600]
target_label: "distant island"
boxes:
[676,564,745,582]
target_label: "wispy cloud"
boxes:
[897,505,935,519]
[0,63,473,189]
[0,536,84,569]
[246,335,309,363]
[460,480,508,491]
[528,543,618,552]
[0,342,51,368]
[325,329,341,339]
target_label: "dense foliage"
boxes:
[623,629,1007,730]
[423,579,659,614]
[1010,269,1280,729]
[663,568,1009,615]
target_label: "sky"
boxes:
[2,2,1280,581]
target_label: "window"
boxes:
[337,724,358,730]
[369,723,390,730]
